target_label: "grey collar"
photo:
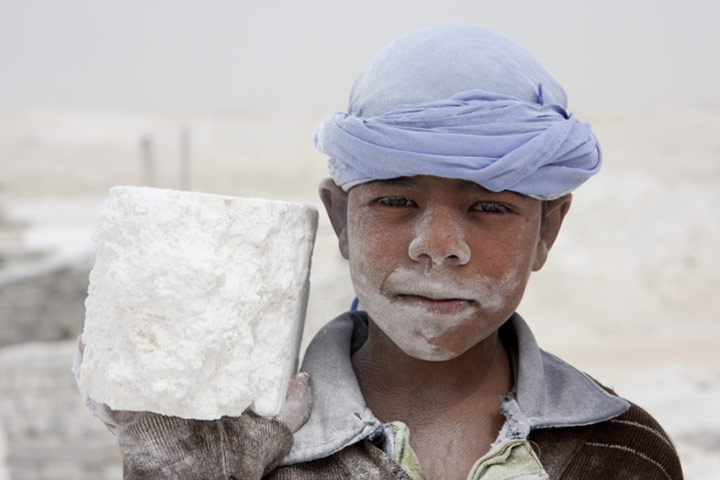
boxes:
[281,311,629,466]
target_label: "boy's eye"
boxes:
[376,196,416,208]
[472,201,513,214]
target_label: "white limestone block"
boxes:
[79,186,318,420]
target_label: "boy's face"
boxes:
[321,175,570,361]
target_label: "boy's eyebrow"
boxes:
[372,176,502,196]
[371,177,418,188]
[456,181,492,194]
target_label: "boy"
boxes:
[77,25,683,479]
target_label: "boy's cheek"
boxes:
[348,217,407,265]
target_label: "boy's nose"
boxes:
[408,210,471,267]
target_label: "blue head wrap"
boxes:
[314,25,601,200]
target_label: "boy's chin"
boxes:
[385,331,476,362]
[402,346,466,362]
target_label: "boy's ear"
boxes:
[319,178,350,259]
[533,194,572,271]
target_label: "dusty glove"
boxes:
[73,337,312,479]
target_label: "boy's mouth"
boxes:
[396,294,476,315]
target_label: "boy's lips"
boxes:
[395,293,476,315]
[381,268,493,315]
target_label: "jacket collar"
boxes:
[281,311,629,465]
[282,311,381,465]
[497,314,630,440]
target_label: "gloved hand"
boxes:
[73,337,312,479]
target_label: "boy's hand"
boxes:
[73,337,312,479]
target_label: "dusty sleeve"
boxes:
[119,412,294,480]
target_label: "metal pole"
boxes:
[180,127,191,191]
[140,135,155,187]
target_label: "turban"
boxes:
[314,25,601,200]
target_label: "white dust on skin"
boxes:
[349,221,530,361]
[348,186,537,361]
[352,265,524,361]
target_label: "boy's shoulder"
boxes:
[531,392,683,479]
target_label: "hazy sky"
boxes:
[1,0,718,114]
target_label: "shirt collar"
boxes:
[281,311,629,465]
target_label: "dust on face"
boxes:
[345,175,545,361]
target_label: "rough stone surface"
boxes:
[0,341,122,480]
[80,187,318,420]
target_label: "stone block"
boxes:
[79,187,318,419]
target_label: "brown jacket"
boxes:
[120,312,683,479]
[120,399,682,479]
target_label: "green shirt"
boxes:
[389,421,548,480]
